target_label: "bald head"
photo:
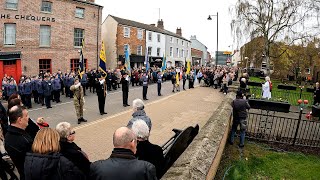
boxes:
[113,127,136,148]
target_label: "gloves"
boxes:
[75,83,81,88]
[100,79,105,84]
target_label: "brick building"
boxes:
[0,0,102,82]
[191,48,203,66]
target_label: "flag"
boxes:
[99,41,107,77]
[125,46,131,75]
[186,59,191,74]
[161,54,166,72]
[78,38,85,79]
[176,72,179,85]
[145,47,149,71]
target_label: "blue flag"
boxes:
[162,54,166,72]
[99,41,107,77]
[78,38,85,79]
[145,47,149,71]
[125,46,131,75]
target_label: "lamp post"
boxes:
[207,12,218,68]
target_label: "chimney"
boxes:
[176,28,182,36]
[157,19,164,29]
[150,24,156,26]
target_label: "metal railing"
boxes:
[246,110,320,148]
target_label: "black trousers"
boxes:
[45,95,51,107]
[98,93,106,113]
[157,83,161,95]
[39,93,44,105]
[122,91,128,105]
[25,94,32,108]
[143,86,148,99]
[81,83,87,95]
[33,90,39,103]
[183,80,186,89]
[54,90,60,102]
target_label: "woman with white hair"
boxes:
[262,76,272,99]
[127,99,152,130]
[131,120,164,179]
[56,122,91,177]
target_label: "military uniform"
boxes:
[95,75,107,115]
[121,74,130,107]
[142,74,148,100]
[70,81,87,124]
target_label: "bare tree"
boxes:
[231,0,320,75]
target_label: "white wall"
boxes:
[146,30,166,57]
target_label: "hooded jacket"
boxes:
[127,110,152,131]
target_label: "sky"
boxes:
[95,0,236,55]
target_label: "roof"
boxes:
[73,0,103,7]
[110,15,190,42]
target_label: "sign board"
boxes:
[223,51,232,55]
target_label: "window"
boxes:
[6,0,18,9]
[157,48,161,56]
[124,27,130,38]
[75,7,85,18]
[186,50,189,57]
[40,25,51,47]
[41,1,52,13]
[4,24,16,45]
[181,49,184,57]
[182,41,184,46]
[187,42,189,47]
[39,59,51,73]
[148,47,152,56]
[137,29,143,39]
[170,37,173,43]
[176,39,179,44]
[70,59,87,72]
[148,32,152,41]
[74,28,84,47]
[4,60,16,65]
[157,34,161,42]
[176,48,179,57]
[137,45,142,55]
[170,47,173,57]
[124,44,129,54]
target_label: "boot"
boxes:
[78,119,81,124]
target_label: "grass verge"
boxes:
[215,140,320,180]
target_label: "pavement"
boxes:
[72,86,225,161]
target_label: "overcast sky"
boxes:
[95,0,236,54]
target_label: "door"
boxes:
[4,60,17,81]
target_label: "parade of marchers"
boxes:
[0,65,240,180]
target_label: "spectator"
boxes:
[90,127,157,180]
[314,82,320,105]
[56,122,91,176]
[127,99,152,131]
[229,91,250,148]
[131,120,165,179]
[4,105,33,180]
[24,128,85,180]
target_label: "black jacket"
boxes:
[121,77,129,92]
[4,126,33,180]
[25,118,40,139]
[136,140,165,179]
[60,140,91,175]
[90,148,157,180]
[24,152,86,180]
[95,80,105,96]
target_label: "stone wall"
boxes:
[163,92,235,180]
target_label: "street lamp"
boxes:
[207,12,218,68]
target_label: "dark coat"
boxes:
[90,148,157,180]
[127,110,152,131]
[24,152,86,180]
[60,140,91,175]
[4,126,33,180]
[95,80,105,96]
[232,98,250,119]
[121,77,129,92]
[136,140,165,179]
[25,118,40,139]
[42,80,52,97]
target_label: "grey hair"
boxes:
[265,76,270,81]
[131,120,150,141]
[56,122,71,139]
[133,98,145,111]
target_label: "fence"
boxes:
[246,109,320,148]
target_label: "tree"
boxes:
[231,0,320,76]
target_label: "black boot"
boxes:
[80,117,87,122]
[78,119,81,124]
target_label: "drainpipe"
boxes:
[96,7,100,70]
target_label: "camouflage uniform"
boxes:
[70,83,84,120]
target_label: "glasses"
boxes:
[69,131,76,136]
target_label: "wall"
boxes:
[165,35,190,67]
[190,36,208,66]
[163,93,235,180]
[0,0,101,75]
[146,30,165,57]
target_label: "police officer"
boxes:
[96,74,108,115]
[157,71,162,96]
[42,75,52,108]
[70,78,87,124]
[142,72,149,100]
[121,72,130,107]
